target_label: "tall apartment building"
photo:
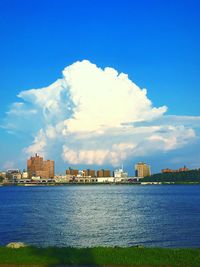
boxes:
[27,154,54,179]
[135,162,151,178]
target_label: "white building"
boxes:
[22,171,28,179]
[113,166,128,182]
[54,175,70,183]
[97,177,115,183]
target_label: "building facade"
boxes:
[27,154,54,179]
[162,166,189,173]
[66,168,79,177]
[135,162,151,178]
[97,169,111,177]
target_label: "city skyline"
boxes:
[0,0,200,174]
[0,152,194,178]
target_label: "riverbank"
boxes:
[0,246,200,266]
[1,181,200,186]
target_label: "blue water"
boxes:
[0,185,200,248]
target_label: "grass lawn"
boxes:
[0,246,200,266]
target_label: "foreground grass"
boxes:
[0,246,200,266]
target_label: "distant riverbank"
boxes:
[0,246,200,267]
[1,181,200,186]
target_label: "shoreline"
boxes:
[1,182,200,186]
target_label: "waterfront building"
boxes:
[103,170,111,177]
[135,162,151,178]
[97,169,111,177]
[22,170,28,179]
[82,170,87,176]
[114,167,128,178]
[0,172,6,181]
[97,177,115,183]
[81,169,95,177]
[54,175,70,183]
[88,169,96,177]
[97,169,104,177]
[6,169,22,181]
[27,154,54,179]
[114,166,128,182]
[66,168,79,177]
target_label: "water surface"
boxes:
[0,185,200,247]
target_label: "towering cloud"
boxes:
[3,60,200,166]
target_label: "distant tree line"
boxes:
[142,169,200,183]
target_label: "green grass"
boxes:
[0,246,200,266]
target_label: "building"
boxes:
[6,169,22,181]
[97,177,115,183]
[82,169,96,177]
[114,167,128,178]
[97,169,111,177]
[54,175,70,183]
[66,168,79,177]
[135,162,151,178]
[97,170,104,177]
[22,170,28,179]
[179,166,189,172]
[114,167,128,182]
[103,170,111,177]
[66,167,79,177]
[162,168,173,173]
[162,166,189,173]
[0,172,6,178]
[27,154,54,179]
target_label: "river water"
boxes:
[0,184,200,247]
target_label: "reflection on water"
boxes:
[0,185,200,247]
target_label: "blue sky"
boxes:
[0,0,200,174]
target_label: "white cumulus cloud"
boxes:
[3,60,199,167]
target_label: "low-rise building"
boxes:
[114,168,128,178]
[54,175,70,183]
[6,169,22,181]
[162,166,189,173]
[22,171,28,179]
[97,177,115,183]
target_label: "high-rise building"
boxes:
[135,162,151,178]
[27,154,54,179]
